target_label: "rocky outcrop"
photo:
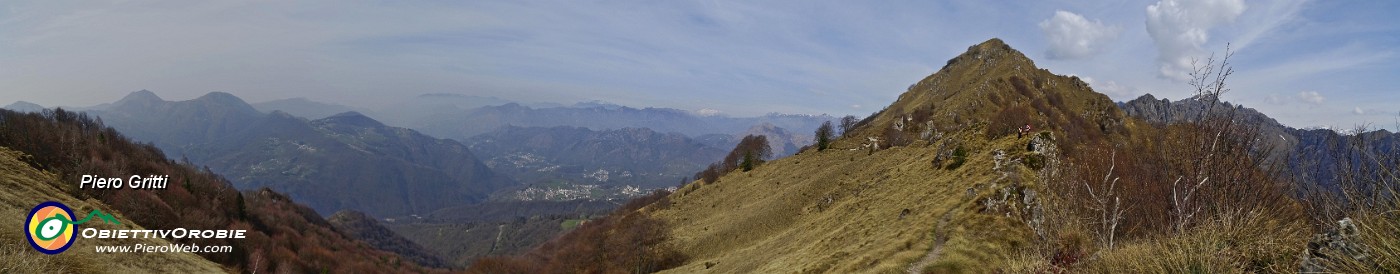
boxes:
[1300,217,1371,272]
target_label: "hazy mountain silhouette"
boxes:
[87,91,515,217]
[0,108,444,272]
[2,100,46,113]
[252,97,368,120]
[466,125,727,189]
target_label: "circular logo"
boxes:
[25,201,76,255]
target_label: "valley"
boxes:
[4,89,831,268]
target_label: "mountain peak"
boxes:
[849,38,1120,143]
[941,38,1034,72]
[185,92,261,117]
[116,89,164,104]
[194,91,246,104]
[745,122,785,133]
[108,90,168,112]
[3,101,45,113]
[969,38,1011,54]
[318,111,385,128]
[1129,93,1161,103]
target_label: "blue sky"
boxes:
[1,1,1397,130]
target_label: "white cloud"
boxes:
[1095,80,1140,98]
[1351,107,1395,116]
[1145,0,1247,81]
[1228,0,1306,51]
[1259,91,1326,106]
[695,108,723,117]
[1040,10,1121,60]
[1070,74,1093,84]
[1238,43,1397,87]
[1298,91,1324,105]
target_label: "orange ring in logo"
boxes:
[25,201,76,254]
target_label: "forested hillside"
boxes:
[0,108,445,273]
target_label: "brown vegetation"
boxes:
[838,115,859,137]
[1010,46,1317,272]
[468,190,687,273]
[0,108,442,273]
[0,146,227,273]
[986,104,1032,139]
[1292,124,1400,271]
[694,135,771,183]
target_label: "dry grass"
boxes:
[1076,210,1307,273]
[0,147,228,273]
[650,73,1121,272]
[1323,208,1400,271]
[0,236,83,273]
[641,38,1390,273]
[650,121,1326,273]
[653,129,1042,273]
[998,204,1311,274]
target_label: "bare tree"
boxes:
[722,135,771,172]
[1162,43,1291,234]
[1084,151,1128,248]
[839,115,859,137]
[1170,44,1236,233]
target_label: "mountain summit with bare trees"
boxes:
[469,38,1400,273]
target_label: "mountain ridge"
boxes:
[1117,93,1400,188]
[0,108,445,272]
[627,38,1305,273]
[466,125,726,191]
[87,91,515,217]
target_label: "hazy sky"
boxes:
[2,1,1397,129]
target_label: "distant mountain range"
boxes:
[249,93,831,192]
[5,91,832,210]
[251,97,367,120]
[5,90,840,267]
[465,126,727,190]
[0,108,441,272]
[405,101,832,142]
[2,100,45,113]
[250,93,830,161]
[73,90,515,217]
[1117,93,1400,188]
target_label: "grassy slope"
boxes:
[650,38,1113,273]
[647,38,1316,273]
[851,39,1120,146]
[0,147,226,273]
[655,130,1042,273]
[0,109,447,273]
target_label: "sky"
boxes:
[1,1,1397,130]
